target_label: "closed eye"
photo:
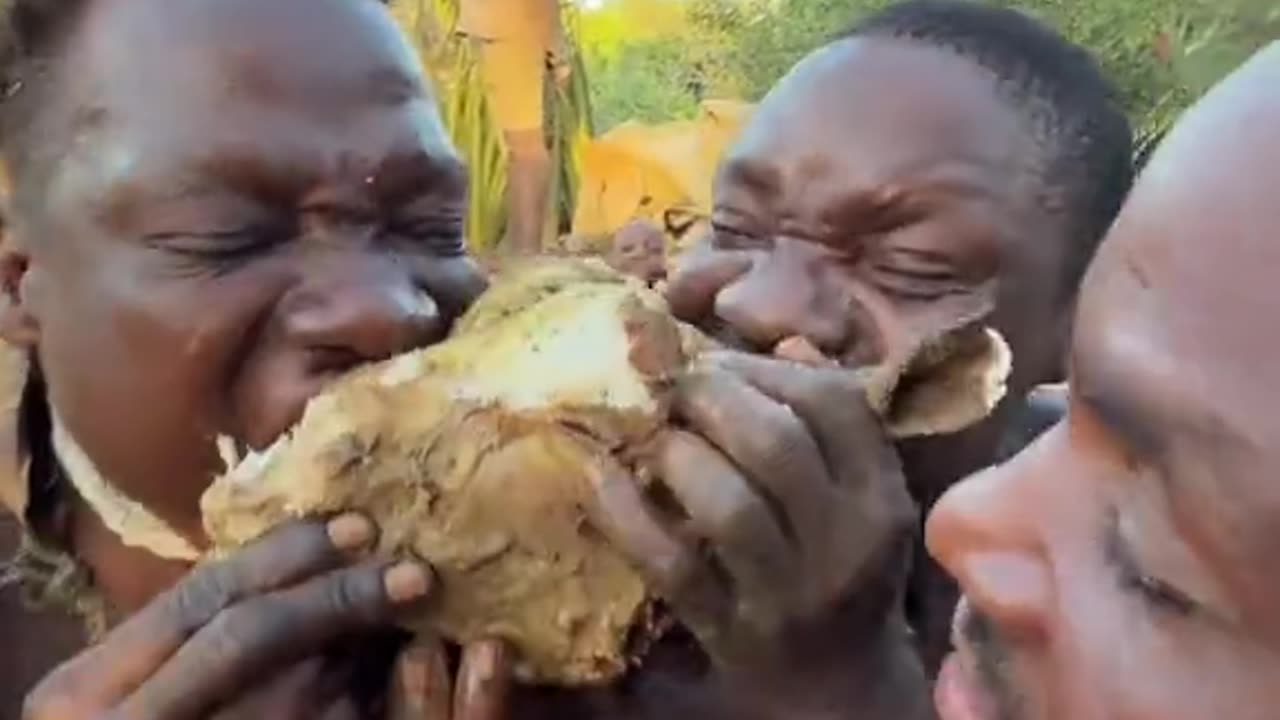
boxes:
[710,221,767,250]
[867,250,960,299]
[1103,508,1199,617]
[144,224,288,263]
[386,216,466,256]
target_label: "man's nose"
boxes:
[926,428,1061,640]
[279,255,446,371]
[713,242,848,352]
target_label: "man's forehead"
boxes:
[1076,45,1280,463]
[1084,47,1280,370]
[727,37,1022,190]
[72,0,422,120]
[41,0,450,214]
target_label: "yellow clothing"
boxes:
[473,36,547,133]
[458,0,564,50]
[458,0,567,133]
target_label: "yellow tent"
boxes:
[570,100,753,251]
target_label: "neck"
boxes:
[68,490,191,623]
[51,411,203,562]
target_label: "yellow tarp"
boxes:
[570,100,753,249]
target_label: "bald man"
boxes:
[929,42,1280,720]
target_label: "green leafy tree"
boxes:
[581,0,1275,156]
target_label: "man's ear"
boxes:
[0,215,39,348]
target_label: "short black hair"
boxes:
[845,0,1134,295]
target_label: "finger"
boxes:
[209,658,330,720]
[706,352,916,577]
[389,635,453,720]
[773,335,838,368]
[673,366,834,547]
[663,242,751,322]
[117,559,431,720]
[579,450,731,637]
[453,640,513,720]
[49,514,377,707]
[654,430,793,624]
[704,351,896,489]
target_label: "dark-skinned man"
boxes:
[0,0,928,717]
[929,41,1280,720]
[666,0,1134,674]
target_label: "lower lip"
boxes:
[935,652,991,720]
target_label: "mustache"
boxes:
[962,609,1027,720]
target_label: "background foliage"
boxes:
[394,0,594,251]
[580,0,1278,147]
[392,0,1275,248]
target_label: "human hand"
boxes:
[585,350,922,708]
[388,638,513,720]
[23,515,433,720]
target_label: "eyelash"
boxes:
[1104,510,1198,617]
[710,221,766,250]
[388,218,466,256]
[148,225,285,268]
[867,261,958,300]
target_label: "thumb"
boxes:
[774,336,838,368]
[454,640,514,720]
[389,635,453,720]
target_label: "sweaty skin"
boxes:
[666,36,1076,672]
[928,43,1280,720]
[3,0,497,716]
[2,0,941,717]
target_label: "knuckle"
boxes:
[650,544,699,598]
[812,370,868,417]
[165,563,237,633]
[203,601,282,665]
[751,404,812,467]
[685,380,732,427]
[713,484,770,540]
[236,521,337,588]
[317,566,384,621]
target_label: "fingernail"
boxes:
[385,561,432,603]
[467,639,509,675]
[327,513,375,551]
